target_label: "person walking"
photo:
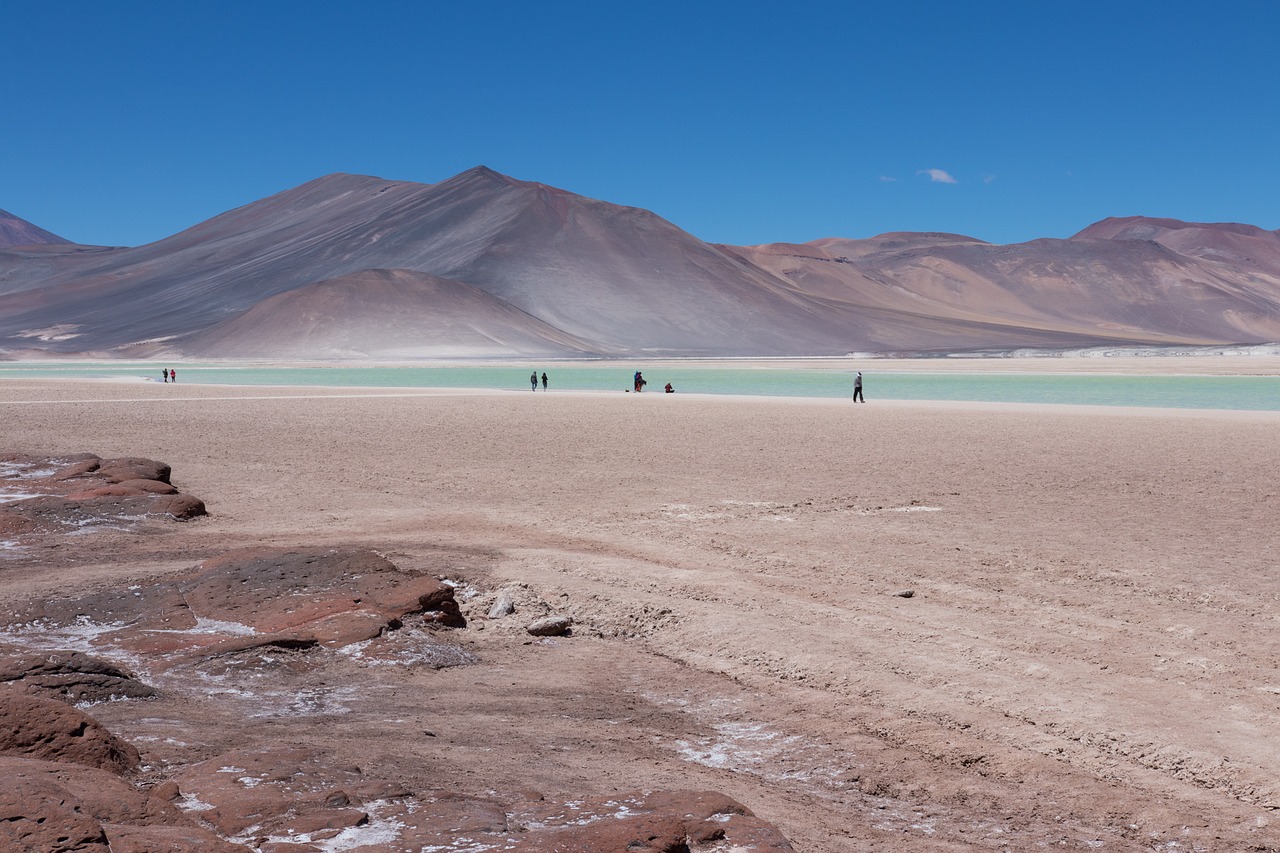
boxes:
[530,371,538,391]
[853,371,864,403]
[541,372,548,391]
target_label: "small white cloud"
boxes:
[879,175,899,182]
[917,168,957,184]
[982,173,996,184]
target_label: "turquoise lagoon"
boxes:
[2,363,1278,411]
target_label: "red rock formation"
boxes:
[0,690,140,773]
[0,756,244,852]
[8,547,468,670]
[0,649,157,703]
[166,745,793,851]
[0,543,794,851]
[0,453,206,546]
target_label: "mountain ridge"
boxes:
[3,168,1278,358]
[0,208,71,249]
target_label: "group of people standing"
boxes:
[523,370,676,394]
[631,372,673,393]
[162,368,177,383]
[519,368,860,397]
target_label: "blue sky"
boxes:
[4,1,1277,247]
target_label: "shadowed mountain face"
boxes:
[179,268,604,359]
[2,170,1278,358]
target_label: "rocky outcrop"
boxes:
[0,690,140,773]
[510,789,793,851]
[0,756,244,852]
[0,544,795,851]
[0,453,206,545]
[0,649,158,703]
[7,546,470,670]
[163,745,792,851]
[168,546,466,648]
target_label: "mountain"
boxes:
[0,209,70,248]
[0,168,857,357]
[1,170,1278,359]
[178,268,603,359]
[1073,216,1280,276]
[730,225,1280,348]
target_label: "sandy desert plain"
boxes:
[3,356,1280,852]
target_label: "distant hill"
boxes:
[730,226,1280,348]
[1072,216,1280,275]
[0,209,70,248]
[2,169,1278,358]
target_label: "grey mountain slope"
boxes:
[0,173,511,346]
[0,209,70,249]
[0,168,857,356]
[1,168,1279,358]
[433,170,860,353]
[174,268,606,359]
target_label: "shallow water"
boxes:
[3,363,1278,411]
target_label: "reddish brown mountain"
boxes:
[1073,216,1280,274]
[1,170,1277,358]
[731,225,1280,349]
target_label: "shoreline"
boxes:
[1,377,1278,421]
[3,353,1280,376]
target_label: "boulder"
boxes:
[179,547,466,642]
[0,690,140,773]
[526,615,573,637]
[642,790,793,849]
[118,477,180,494]
[487,589,516,619]
[95,457,172,485]
[542,812,688,851]
[0,452,206,543]
[49,455,104,480]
